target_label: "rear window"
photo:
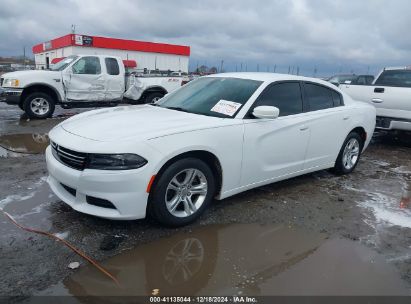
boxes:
[304,83,335,111]
[331,91,343,106]
[105,58,120,75]
[375,70,411,87]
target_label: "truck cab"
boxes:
[0,55,125,118]
[339,67,411,131]
[0,54,184,119]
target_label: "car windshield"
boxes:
[155,77,262,118]
[50,55,79,71]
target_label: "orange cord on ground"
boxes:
[1,209,120,287]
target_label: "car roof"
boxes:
[206,72,334,87]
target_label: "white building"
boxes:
[32,34,190,72]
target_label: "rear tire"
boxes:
[145,92,164,104]
[23,92,55,119]
[149,158,215,227]
[333,132,363,175]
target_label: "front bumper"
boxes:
[0,88,23,104]
[45,146,151,220]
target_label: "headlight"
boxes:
[87,154,147,170]
[2,78,19,87]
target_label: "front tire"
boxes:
[149,158,216,227]
[23,92,55,119]
[145,92,164,104]
[333,132,363,175]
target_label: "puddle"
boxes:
[0,178,58,233]
[40,224,410,296]
[362,190,411,229]
[0,133,49,156]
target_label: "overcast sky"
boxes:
[0,0,410,76]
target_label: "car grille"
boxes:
[51,141,87,170]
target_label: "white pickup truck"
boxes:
[339,67,411,131]
[0,55,188,119]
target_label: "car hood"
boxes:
[1,70,61,82]
[60,105,237,142]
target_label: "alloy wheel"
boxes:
[165,168,208,218]
[342,138,360,170]
[30,97,50,116]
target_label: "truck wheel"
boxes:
[23,92,55,119]
[145,92,164,104]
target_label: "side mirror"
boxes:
[252,106,280,119]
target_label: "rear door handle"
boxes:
[374,87,385,93]
[299,126,309,131]
[372,98,383,103]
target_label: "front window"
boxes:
[156,77,262,118]
[251,82,303,117]
[50,55,78,71]
[72,56,101,75]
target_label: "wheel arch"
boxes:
[349,126,367,148]
[143,85,168,95]
[148,149,223,199]
[21,84,61,107]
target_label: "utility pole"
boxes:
[273,64,276,73]
[240,63,243,72]
[297,66,300,76]
[219,60,224,73]
[23,46,26,68]
[71,24,76,34]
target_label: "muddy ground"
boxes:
[0,103,411,299]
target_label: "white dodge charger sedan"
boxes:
[46,73,376,226]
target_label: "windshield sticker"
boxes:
[211,100,242,117]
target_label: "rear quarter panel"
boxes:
[343,95,376,151]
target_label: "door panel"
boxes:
[303,109,348,169]
[62,56,106,102]
[302,82,350,169]
[104,57,124,101]
[241,116,310,186]
[372,70,411,119]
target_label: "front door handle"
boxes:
[372,98,383,103]
[299,126,309,131]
